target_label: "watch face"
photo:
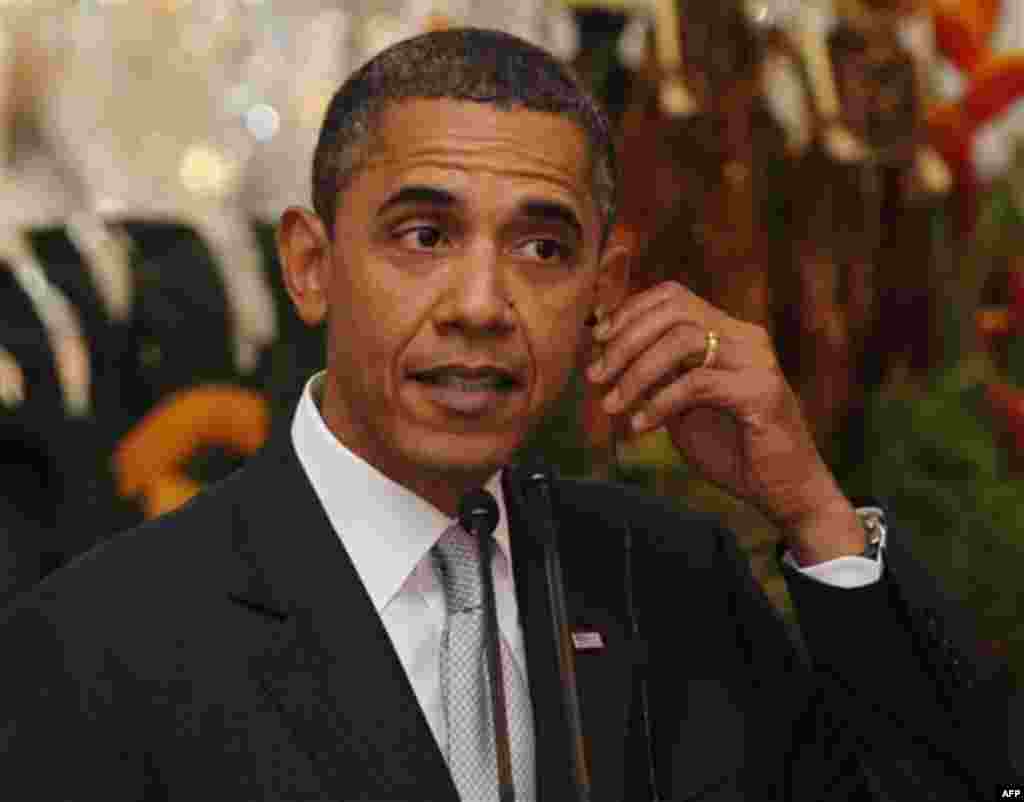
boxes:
[855,507,886,557]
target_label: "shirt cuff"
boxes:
[781,549,884,588]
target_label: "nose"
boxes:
[434,243,515,336]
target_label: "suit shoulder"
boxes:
[2,464,249,625]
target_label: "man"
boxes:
[0,28,1017,801]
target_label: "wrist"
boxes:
[782,493,865,568]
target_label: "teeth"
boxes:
[434,374,502,390]
[415,370,513,390]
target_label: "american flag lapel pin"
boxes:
[571,628,605,652]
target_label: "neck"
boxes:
[315,379,499,518]
[400,467,497,518]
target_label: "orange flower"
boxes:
[925,1,1024,231]
[113,385,270,518]
[932,0,1002,73]
[928,38,1024,232]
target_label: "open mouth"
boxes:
[408,364,523,415]
[409,365,521,392]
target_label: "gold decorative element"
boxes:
[653,0,698,117]
[659,77,698,117]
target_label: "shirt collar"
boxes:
[290,372,512,613]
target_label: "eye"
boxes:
[516,238,569,262]
[397,226,447,250]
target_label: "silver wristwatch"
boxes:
[855,505,886,560]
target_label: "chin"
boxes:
[402,428,522,477]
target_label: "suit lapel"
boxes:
[224,435,458,802]
[566,591,634,802]
[223,439,688,801]
[521,473,749,802]
[502,466,634,802]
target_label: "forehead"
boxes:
[353,98,597,222]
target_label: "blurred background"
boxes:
[1,0,1024,680]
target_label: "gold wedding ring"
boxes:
[701,330,720,369]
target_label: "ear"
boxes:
[593,232,632,317]
[277,206,331,326]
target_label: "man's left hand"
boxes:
[586,281,865,565]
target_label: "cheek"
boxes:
[528,313,586,403]
[326,274,407,388]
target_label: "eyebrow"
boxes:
[376,184,584,241]
[516,199,583,242]
[377,185,457,217]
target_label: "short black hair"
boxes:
[311,27,617,245]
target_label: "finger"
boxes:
[600,325,706,415]
[594,281,695,342]
[593,312,763,394]
[628,367,763,433]
[588,297,702,386]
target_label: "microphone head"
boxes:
[516,457,555,488]
[457,487,500,537]
[514,458,558,547]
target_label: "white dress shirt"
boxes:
[290,372,883,753]
[291,373,526,753]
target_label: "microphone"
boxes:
[519,461,591,802]
[605,460,662,801]
[524,457,661,801]
[457,488,500,544]
[457,488,515,802]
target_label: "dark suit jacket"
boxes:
[0,431,1017,801]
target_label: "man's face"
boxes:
[283,98,626,512]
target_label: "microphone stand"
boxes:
[586,309,660,799]
[522,467,591,802]
[464,498,516,802]
[610,428,662,802]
